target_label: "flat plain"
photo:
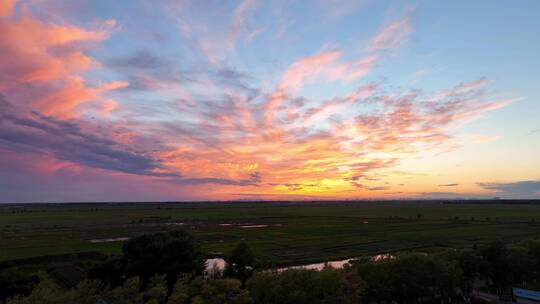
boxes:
[1,201,540,266]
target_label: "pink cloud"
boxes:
[278,50,375,93]
[0,8,122,118]
[369,17,413,51]
[302,83,378,125]
[279,50,341,92]
[348,79,516,155]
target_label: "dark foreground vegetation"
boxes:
[2,228,540,304]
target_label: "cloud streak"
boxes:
[0,98,171,177]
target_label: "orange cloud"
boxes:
[155,73,513,199]
[0,0,18,17]
[100,99,119,114]
[35,77,128,118]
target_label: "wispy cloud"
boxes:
[528,128,540,135]
[105,50,190,91]
[278,50,376,93]
[478,180,540,198]
[369,17,413,51]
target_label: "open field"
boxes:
[1,201,540,266]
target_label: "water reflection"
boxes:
[204,253,393,273]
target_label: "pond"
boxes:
[88,237,130,243]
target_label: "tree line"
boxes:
[4,229,540,304]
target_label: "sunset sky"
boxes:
[1,0,539,202]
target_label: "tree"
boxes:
[247,269,317,304]
[225,242,255,284]
[107,277,144,304]
[457,250,482,295]
[351,259,392,303]
[123,230,204,289]
[191,279,252,304]
[478,241,537,294]
[479,241,511,294]
[247,267,365,304]
[353,254,461,303]
[88,256,126,288]
[7,278,105,304]
[145,275,168,304]
[167,275,191,304]
[394,255,461,302]
[6,277,66,304]
[0,267,39,301]
[526,240,540,276]
[317,267,365,304]
[508,246,535,285]
[67,280,104,304]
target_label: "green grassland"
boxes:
[1,201,540,266]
